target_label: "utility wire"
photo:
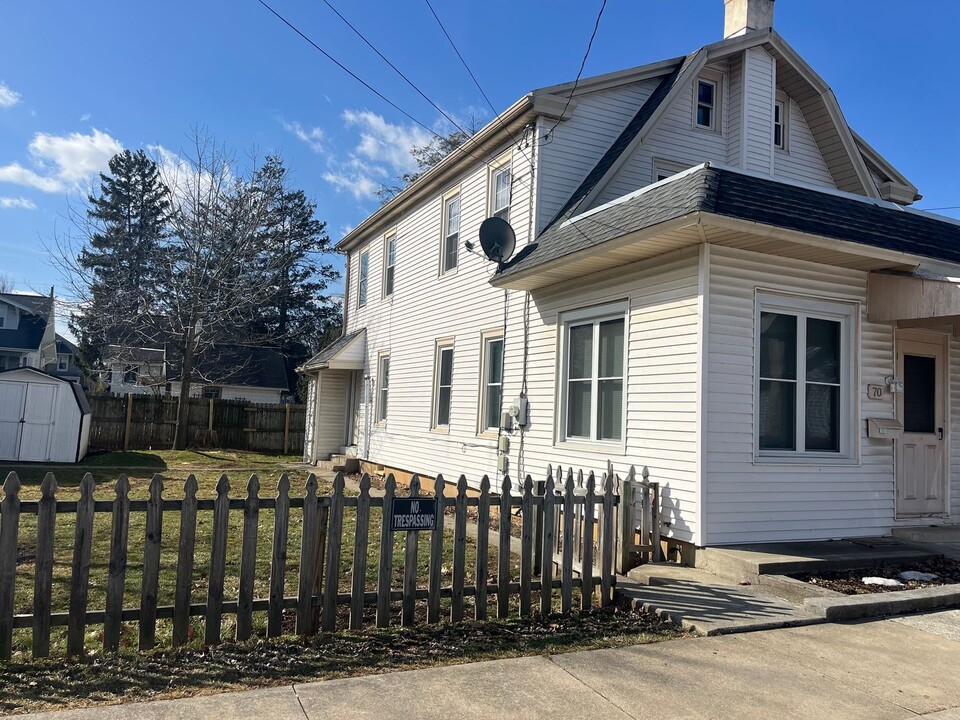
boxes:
[319,0,473,140]
[423,0,534,174]
[257,0,488,168]
[542,0,608,142]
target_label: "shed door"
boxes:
[896,332,949,517]
[18,383,58,462]
[0,381,26,461]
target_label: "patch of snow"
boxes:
[862,577,904,587]
[899,571,939,582]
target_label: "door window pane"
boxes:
[759,379,796,450]
[806,318,840,383]
[903,354,936,433]
[805,384,840,451]
[759,312,797,379]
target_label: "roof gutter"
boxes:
[336,94,536,252]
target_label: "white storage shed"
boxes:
[0,367,91,463]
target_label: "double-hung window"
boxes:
[383,233,396,298]
[756,293,857,460]
[491,162,511,222]
[479,334,503,433]
[695,78,717,131]
[433,343,454,429]
[774,100,786,150]
[442,194,460,273]
[561,304,627,443]
[358,250,369,307]
[376,353,390,423]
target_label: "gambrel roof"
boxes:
[0,292,52,353]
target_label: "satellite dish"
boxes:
[478,217,516,265]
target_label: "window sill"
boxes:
[556,439,626,456]
[430,426,450,435]
[752,454,860,467]
[439,267,458,279]
[476,430,499,440]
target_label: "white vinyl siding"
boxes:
[741,46,775,175]
[535,79,660,230]
[774,98,836,186]
[705,245,897,545]
[309,369,350,460]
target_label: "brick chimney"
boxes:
[724,0,775,38]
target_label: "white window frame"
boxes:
[57,354,69,371]
[376,352,390,424]
[652,158,691,184]
[557,301,628,449]
[754,291,860,464]
[774,95,788,151]
[488,153,512,222]
[441,190,460,275]
[478,331,504,435]
[357,248,369,307]
[432,340,454,431]
[383,232,396,298]
[694,76,721,132]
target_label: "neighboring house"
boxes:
[102,345,166,395]
[167,346,290,403]
[52,334,83,384]
[0,290,57,372]
[302,0,960,552]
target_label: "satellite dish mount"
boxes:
[478,217,517,269]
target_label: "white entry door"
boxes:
[0,381,26,461]
[896,331,949,517]
[19,383,57,462]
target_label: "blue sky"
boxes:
[2,0,959,303]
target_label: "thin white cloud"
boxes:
[342,109,431,173]
[322,157,388,201]
[280,120,325,153]
[0,196,37,210]
[0,128,122,193]
[79,113,91,122]
[0,82,20,108]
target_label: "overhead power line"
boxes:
[319,0,473,140]
[543,0,608,142]
[256,0,488,168]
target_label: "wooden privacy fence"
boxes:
[0,467,620,660]
[87,394,306,453]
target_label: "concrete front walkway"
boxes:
[20,617,960,720]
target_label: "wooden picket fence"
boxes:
[0,467,620,660]
[87,394,306,454]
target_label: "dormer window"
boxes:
[695,79,717,130]
[774,100,786,150]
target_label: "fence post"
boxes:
[618,468,634,574]
[0,472,21,661]
[208,398,214,431]
[32,473,57,658]
[67,474,96,656]
[402,475,421,626]
[284,402,291,454]
[532,471,546,576]
[123,392,134,450]
[375,474,396,628]
[600,472,615,607]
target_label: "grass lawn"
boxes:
[2,450,525,659]
[0,604,684,716]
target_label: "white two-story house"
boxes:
[302,0,960,552]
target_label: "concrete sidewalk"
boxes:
[19,617,960,720]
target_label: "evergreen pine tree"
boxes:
[72,149,170,365]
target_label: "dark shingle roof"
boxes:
[104,345,165,363]
[0,293,52,352]
[497,165,960,280]
[300,329,364,370]
[543,54,696,230]
[55,334,78,355]
[168,345,289,390]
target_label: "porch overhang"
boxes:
[868,271,960,325]
[298,329,366,373]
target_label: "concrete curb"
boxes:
[804,583,960,621]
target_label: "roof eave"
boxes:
[336,95,536,253]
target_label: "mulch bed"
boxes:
[795,557,960,595]
[0,603,682,716]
